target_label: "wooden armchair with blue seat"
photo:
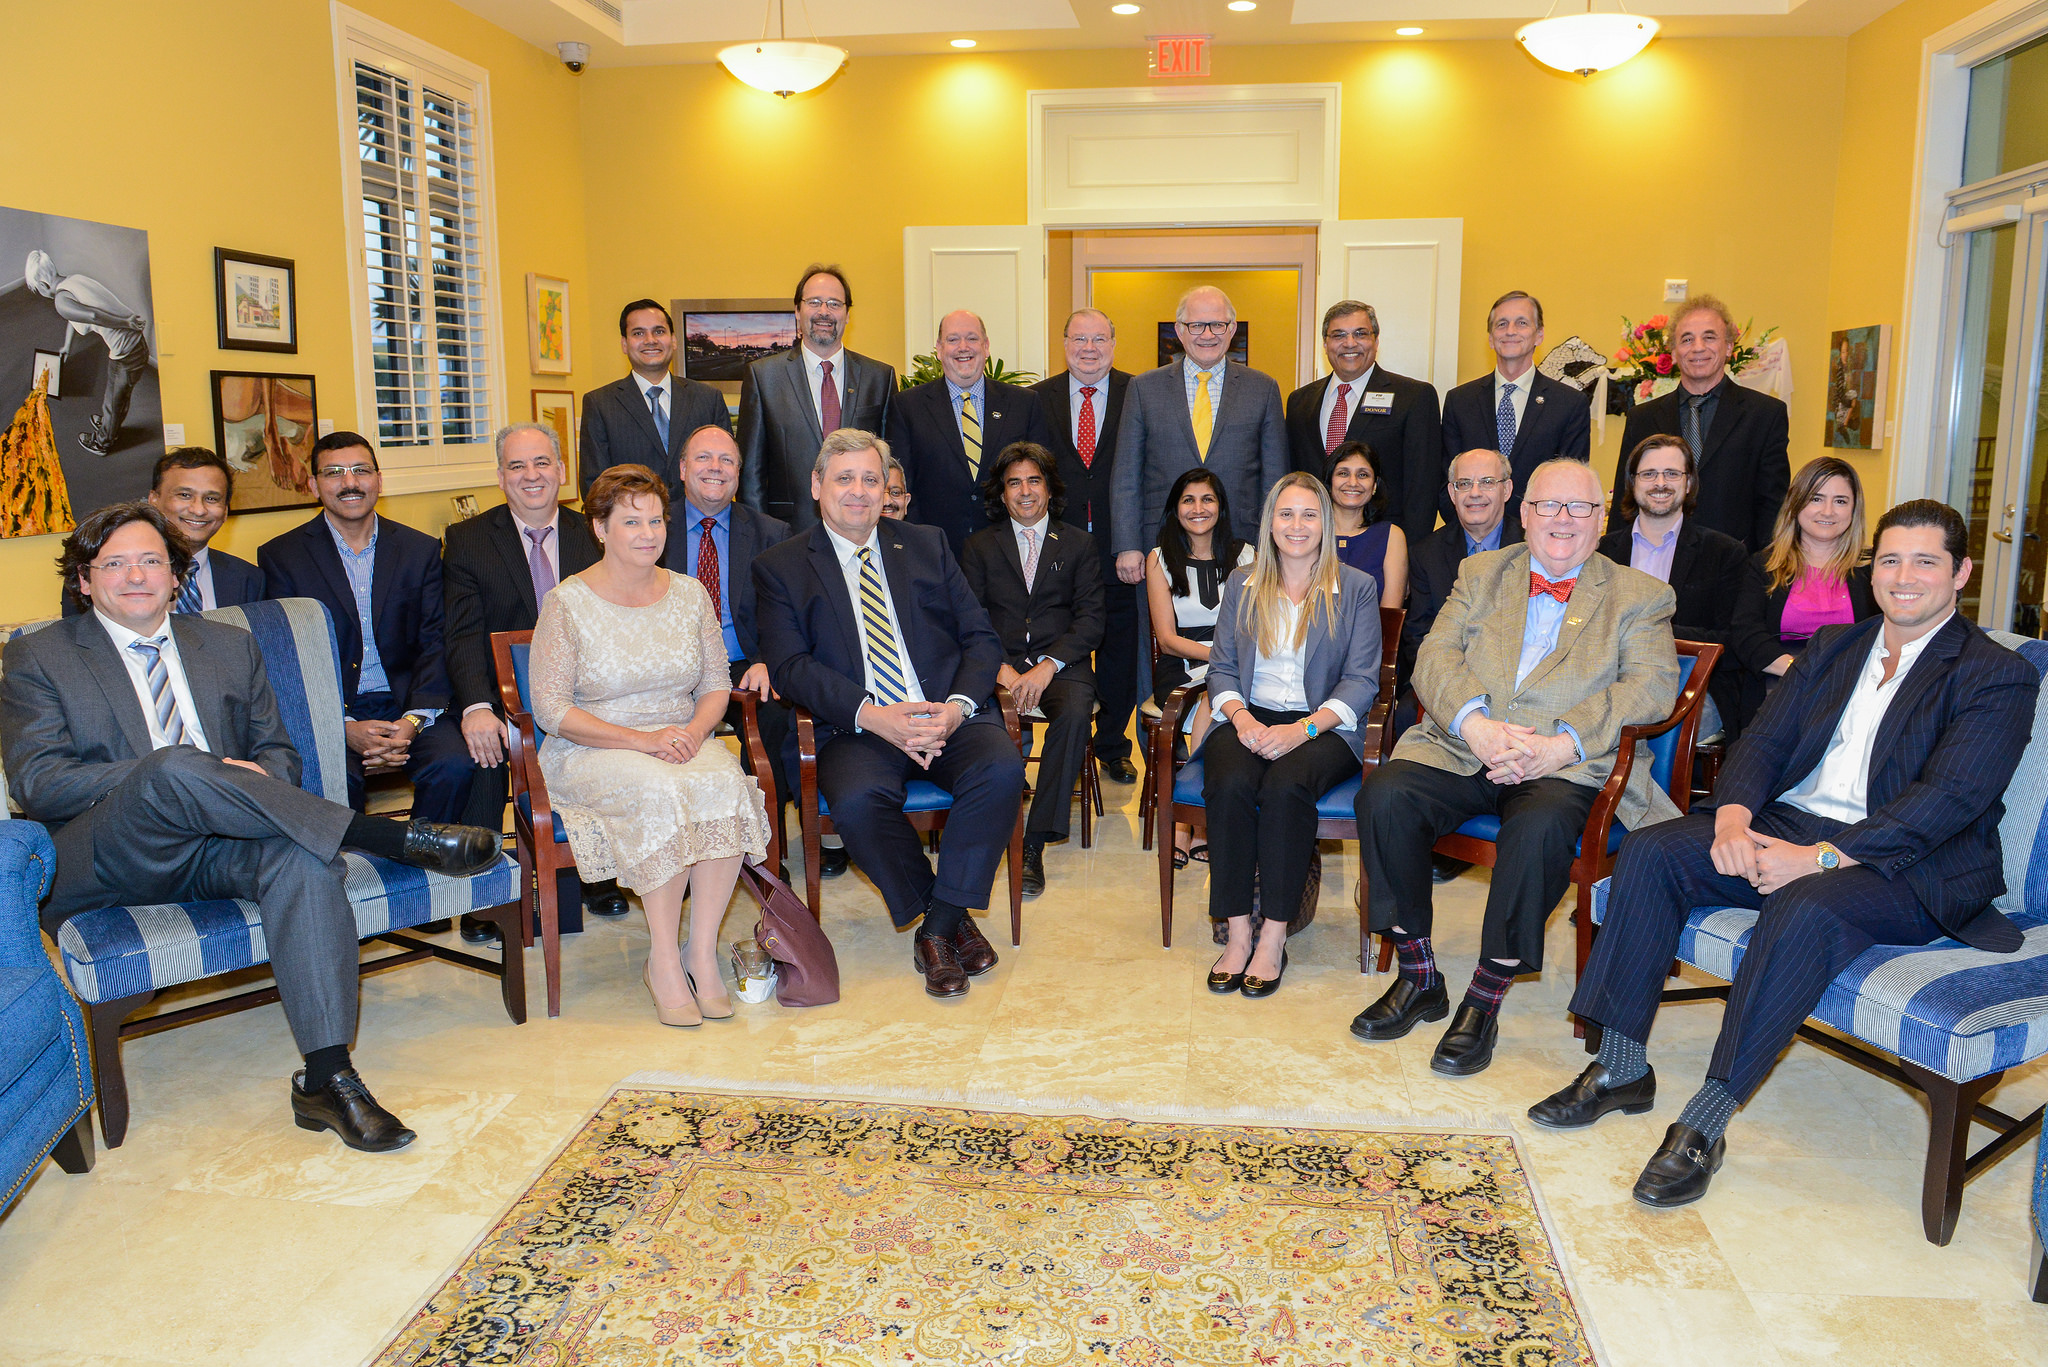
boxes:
[0,821,94,1213]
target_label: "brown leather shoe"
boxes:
[912,933,970,998]
[953,916,999,976]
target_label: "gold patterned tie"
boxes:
[959,393,983,475]
[1191,371,1214,461]
[857,547,911,705]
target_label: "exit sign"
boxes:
[1151,34,1211,78]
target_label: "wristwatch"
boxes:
[1302,718,1319,739]
[1815,841,1841,871]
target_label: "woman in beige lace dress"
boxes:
[529,464,770,1026]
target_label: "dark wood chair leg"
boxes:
[515,841,537,948]
[536,852,565,1019]
[1138,719,1158,851]
[1572,880,1594,1040]
[1079,734,1096,850]
[1902,1061,2003,1246]
[51,1112,96,1174]
[1008,810,1025,947]
[87,992,150,1149]
[2031,1229,2047,1303]
[476,899,527,1024]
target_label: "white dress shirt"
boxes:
[1318,364,1376,443]
[1212,595,1359,731]
[1010,514,1063,671]
[96,610,211,752]
[804,345,845,426]
[822,522,977,725]
[1494,366,1536,435]
[1782,615,1952,825]
[630,371,672,430]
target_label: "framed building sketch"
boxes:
[531,387,577,487]
[214,248,297,353]
[1825,324,1890,451]
[527,273,572,375]
[211,370,319,512]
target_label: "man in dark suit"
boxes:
[1,502,500,1151]
[258,431,487,825]
[1597,434,1752,739]
[888,309,1053,558]
[738,265,896,531]
[1532,501,2039,1211]
[1439,290,1590,526]
[1400,449,1523,708]
[1287,301,1444,542]
[753,429,1025,998]
[443,421,615,941]
[1031,309,1140,785]
[579,299,731,508]
[1110,284,1288,587]
[960,442,1105,897]
[1605,296,1790,551]
[62,449,264,619]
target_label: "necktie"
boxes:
[174,564,204,615]
[959,392,983,474]
[1325,382,1352,455]
[648,385,669,450]
[1496,383,1518,456]
[695,516,722,624]
[1077,386,1098,468]
[1021,527,1039,592]
[131,637,190,747]
[1683,394,1706,464]
[1529,572,1577,604]
[525,525,556,604]
[856,547,910,705]
[819,359,841,433]
[1191,371,1214,460]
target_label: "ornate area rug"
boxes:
[373,1084,1600,1366]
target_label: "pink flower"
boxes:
[1613,349,1630,364]
[1653,353,1673,375]
[1632,324,1648,340]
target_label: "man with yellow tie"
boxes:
[1108,286,1288,593]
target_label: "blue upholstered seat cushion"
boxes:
[54,851,516,1006]
[1452,812,1628,856]
[516,791,570,844]
[1171,759,1360,821]
[818,780,954,818]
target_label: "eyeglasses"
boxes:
[1324,327,1378,342]
[316,464,376,480]
[800,297,848,312]
[89,555,172,575]
[1448,477,1506,493]
[1179,320,1232,336]
[1527,499,1600,519]
[1634,470,1688,486]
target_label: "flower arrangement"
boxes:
[1610,312,1779,403]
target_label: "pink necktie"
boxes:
[819,359,841,433]
[1325,382,1352,454]
[1021,528,1039,592]
[525,525,555,602]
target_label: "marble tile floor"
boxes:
[2,778,2043,1365]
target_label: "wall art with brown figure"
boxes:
[211,371,318,511]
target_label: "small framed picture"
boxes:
[211,370,319,512]
[31,349,61,398]
[531,388,577,487]
[450,493,481,522]
[527,273,572,375]
[214,248,297,353]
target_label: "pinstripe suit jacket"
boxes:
[1398,545,1682,831]
[1715,613,2040,951]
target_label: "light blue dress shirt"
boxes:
[1464,521,1506,556]
[682,500,741,661]
[947,376,987,452]
[327,516,438,724]
[1451,557,1587,761]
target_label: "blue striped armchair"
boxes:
[0,821,94,1211]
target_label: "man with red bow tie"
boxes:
[1350,457,1680,1076]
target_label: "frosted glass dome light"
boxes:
[718,39,847,97]
[1516,6,1658,76]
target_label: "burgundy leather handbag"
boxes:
[739,860,840,1007]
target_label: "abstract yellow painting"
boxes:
[527,272,572,375]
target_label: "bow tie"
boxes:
[1529,572,1577,604]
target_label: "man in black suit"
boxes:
[579,298,731,507]
[62,449,264,618]
[1531,501,2039,1211]
[888,309,1054,558]
[1605,296,1789,552]
[739,264,896,531]
[1440,290,1590,525]
[443,421,617,940]
[259,431,487,825]
[960,443,1105,897]
[1,502,500,1151]
[1287,301,1444,542]
[1031,309,1140,785]
[1400,449,1523,708]
[1597,434,1752,739]
[753,429,1025,998]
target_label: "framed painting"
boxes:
[527,273,572,375]
[1825,324,1890,451]
[211,370,319,512]
[673,297,796,385]
[214,248,297,353]
[531,387,577,487]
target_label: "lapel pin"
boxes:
[1567,616,1583,625]
[992,410,1003,421]
[1535,395,1546,405]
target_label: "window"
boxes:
[1962,30,2048,184]
[334,8,500,475]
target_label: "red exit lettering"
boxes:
[1151,35,1211,78]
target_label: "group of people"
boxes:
[3,267,2037,1221]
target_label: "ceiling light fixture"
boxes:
[1111,3,1141,12]
[1515,0,1658,76]
[718,0,847,98]
[1227,1,1257,9]
[951,37,977,47]
[1396,25,1425,35]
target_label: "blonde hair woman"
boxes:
[1199,473,1383,998]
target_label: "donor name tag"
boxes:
[1362,391,1395,413]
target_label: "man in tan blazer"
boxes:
[1350,458,1680,1077]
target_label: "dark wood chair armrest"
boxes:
[505,711,553,836]
[992,684,1023,746]
[1152,679,1209,810]
[735,691,778,815]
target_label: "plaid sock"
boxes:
[1394,934,1440,991]
[1460,960,1522,1016]
[1676,1078,1739,1142]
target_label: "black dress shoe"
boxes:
[1240,949,1288,998]
[458,914,501,946]
[819,844,850,878]
[953,916,998,976]
[399,822,500,877]
[291,1068,416,1153]
[1528,1063,1657,1130]
[1349,978,1450,1041]
[583,882,630,918]
[913,933,970,998]
[1429,1004,1500,1076]
[1099,756,1139,784]
[1633,1123,1726,1208]
[1429,854,1472,884]
[1021,845,1046,898]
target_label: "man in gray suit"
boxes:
[0,503,502,1153]
[1108,285,1288,590]
[579,299,732,507]
[738,265,897,531]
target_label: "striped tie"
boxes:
[959,393,983,475]
[174,570,203,615]
[856,547,910,705]
[130,636,190,747]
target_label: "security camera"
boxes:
[558,41,589,73]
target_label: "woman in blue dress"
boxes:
[1325,440,1406,608]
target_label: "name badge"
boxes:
[1362,391,1395,414]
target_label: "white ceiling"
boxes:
[454,0,1908,66]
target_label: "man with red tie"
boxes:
[1348,459,1681,1077]
[1284,301,1444,542]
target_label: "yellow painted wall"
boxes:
[1087,270,1301,391]
[0,0,592,619]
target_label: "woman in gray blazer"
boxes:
[1201,472,1382,998]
